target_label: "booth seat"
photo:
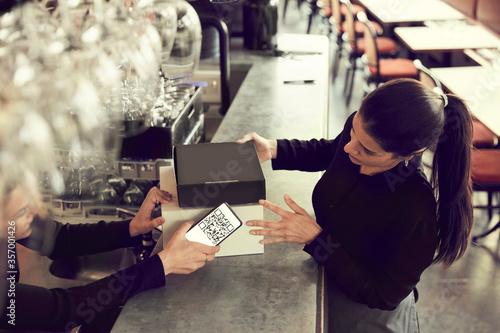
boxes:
[442,0,500,36]
[475,0,500,36]
[442,0,477,20]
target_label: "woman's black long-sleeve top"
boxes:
[272,112,438,311]
[1,218,165,332]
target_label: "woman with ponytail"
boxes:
[238,78,474,332]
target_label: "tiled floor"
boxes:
[279,2,500,332]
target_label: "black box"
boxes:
[174,141,266,207]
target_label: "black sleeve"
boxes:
[1,254,165,332]
[18,217,142,260]
[271,139,338,172]
[304,188,437,310]
[271,112,355,172]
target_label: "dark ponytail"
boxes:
[431,94,473,267]
[359,78,474,268]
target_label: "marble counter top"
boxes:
[111,33,330,333]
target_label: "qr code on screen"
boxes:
[198,208,235,245]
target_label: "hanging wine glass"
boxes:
[136,0,178,74]
[159,0,202,80]
[79,0,162,134]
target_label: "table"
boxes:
[359,0,464,25]
[111,33,330,332]
[430,66,500,136]
[394,25,500,53]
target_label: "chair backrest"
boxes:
[331,0,342,27]
[341,0,357,42]
[357,11,378,67]
[413,59,444,93]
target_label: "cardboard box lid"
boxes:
[174,141,265,185]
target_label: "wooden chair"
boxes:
[342,1,398,105]
[413,59,443,92]
[471,149,500,243]
[328,0,382,80]
[472,120,499,148]
[308,0,365,35]
[358,11,417,96]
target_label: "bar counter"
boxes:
[111,33,330,332]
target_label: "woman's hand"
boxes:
[236,132,278,163]
[246,194,322,245]
[158,221,220,275]
[129,187,172,237]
